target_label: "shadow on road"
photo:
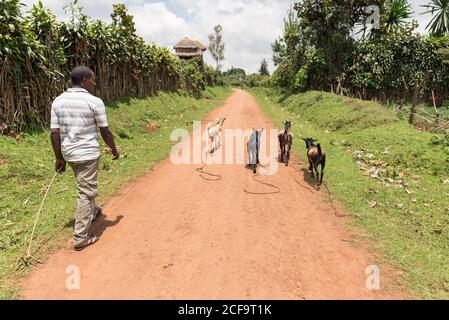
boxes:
[92,214,124,237]
[300,168,320,191]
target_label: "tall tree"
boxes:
[423,0,449,35]
[259,59,270,76]
[293,0,380,88]
[271,8,303,89]
[362,0,413,36]
[208,25,225,71]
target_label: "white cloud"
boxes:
[19,0,437,74]
[130,2,190,46]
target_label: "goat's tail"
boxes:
[317,144,323,156]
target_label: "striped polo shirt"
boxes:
[50,88,108,162]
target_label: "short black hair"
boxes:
[71,66,94,85]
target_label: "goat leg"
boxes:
[309,161,314,179]
[208,137,215,154]
[313,163,320,188]
[280,145,285,163]
[319,167,324,188]
[286,141,292,166]
[319,157,326,188]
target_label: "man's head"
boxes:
[71,66,96,93]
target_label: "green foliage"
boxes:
[384,0,413,32]
[282,91,399,132]
[293,67,308,92]
[258,76,276,87]
[245,73,267,87]
[430,133,449,148]
[360,0,414,37]
[0,0,215,130]
[259,59,269,76]
[179,57,210,97]
[272,0,449,106]
[271,8,303,90]
[221,67,246,86]
[423,0,449,36]
[348,32,448,100]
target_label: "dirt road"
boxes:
[21,89,403,299]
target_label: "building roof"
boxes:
[174,37,207,51]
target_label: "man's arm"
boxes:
[50,129,66,173]
[99,127,120,160]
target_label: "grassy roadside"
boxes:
[250,87,449,299]
[0,87,232,300]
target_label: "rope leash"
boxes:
[18,172,59,269]
[294,178,315,193]
[196,164,222,181]
[287,161,315,193]
[323,182,351,218]
[243,174,281,195]
[243,163,281,195]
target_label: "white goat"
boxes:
[205,118,226,155]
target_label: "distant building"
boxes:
[174,37,207,60]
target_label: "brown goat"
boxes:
[302,138,326,189]
[278,121,293,166]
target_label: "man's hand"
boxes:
[55,159,66,174]
[112,149,120,161]
[51,129,65,173]
[99,127,120,161]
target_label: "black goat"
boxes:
[278,121,292,166]
[302,138,326,189]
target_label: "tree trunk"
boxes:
[409,82,420,125]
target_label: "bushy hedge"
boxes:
[271,1,449,105]
[0,1,214,130]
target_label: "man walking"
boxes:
[50,66,119,251]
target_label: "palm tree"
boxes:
[357,0,412,38]
[384,0,413,32]
[422,0,449,35]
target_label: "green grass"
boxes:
[0,87,232,300]
[251,87,449,299]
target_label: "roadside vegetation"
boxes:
[0,87,232,299]
[265,0,449,132]
[251,87,449,299]
[0,0,215,131]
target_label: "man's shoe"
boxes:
[74,236,99,251]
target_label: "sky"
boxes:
[20,0,436,74]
